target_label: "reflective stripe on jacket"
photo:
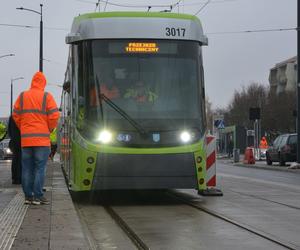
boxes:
[12,72,60,147]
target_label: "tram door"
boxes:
[61,90,71,180]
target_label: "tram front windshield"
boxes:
[76,39,205,134]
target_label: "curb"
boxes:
[218,159,300,174]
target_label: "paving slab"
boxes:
[0,159,88,250]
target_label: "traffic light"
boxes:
[249,107,260,120]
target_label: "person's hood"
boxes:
[30,72,46,90]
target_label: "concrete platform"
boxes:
[0,160,88,250]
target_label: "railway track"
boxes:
[168,191,298,250]
[104,206,150,250]
[75,200,149,250]
[73,190,299,250]
[228,190,300,211]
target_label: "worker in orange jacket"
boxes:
[259,136,268,149]
[90,79,120,107]
[13,72,60,205]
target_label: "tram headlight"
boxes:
[97,130,113,144]
[180,131,192,143]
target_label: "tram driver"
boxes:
[124,80,157,104]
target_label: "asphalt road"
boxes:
[217,159,300,187]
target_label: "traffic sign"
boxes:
[214,119,225,129]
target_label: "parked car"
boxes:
[266,134,297,166]
[0,139,13,160]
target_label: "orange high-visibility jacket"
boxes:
[90,84,120,106]
[259,137,268,149]
[13,72,60,147]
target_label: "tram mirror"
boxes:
[63,81,70,93]
[66,33,81,44]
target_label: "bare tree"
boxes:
[225,83,268,129]
[218,82,296,141]
[264,90,296,138]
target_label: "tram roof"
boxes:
[66,12,208,45]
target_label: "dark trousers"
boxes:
[11,148,22,184]
[49,144,57,160]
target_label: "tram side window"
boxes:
[75,43,87,130]
[199,46,206,128]
[63,53,72,118]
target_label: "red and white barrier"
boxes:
[206,135,217,187]
[199,134,222,196]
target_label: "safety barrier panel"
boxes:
[243,147,255,164]
[198,134,223,196]
[206,135,216,187]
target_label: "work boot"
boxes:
[32,196,50,205]
[24,197,33,205]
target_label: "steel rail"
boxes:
[167,191,298,250]
[104,206,150,250]
[74,203,101,250]
[229,190,300,211]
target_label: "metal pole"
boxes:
[297,0,300,163]
[10,80,13,116]
[39,4,43,72]
[253,120,256,148]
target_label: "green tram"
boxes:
[60,12,208,192]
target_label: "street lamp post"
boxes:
[17,4,43,72]
[0,54,15,59]
[297,1,300,163]
[11,77,24,115]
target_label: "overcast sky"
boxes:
[0,0,296,117]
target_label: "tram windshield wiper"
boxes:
[99,93,148,137]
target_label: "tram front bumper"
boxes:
[92,152,197,190]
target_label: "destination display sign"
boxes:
[125,42,159,53]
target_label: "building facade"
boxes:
[269,56,297,95]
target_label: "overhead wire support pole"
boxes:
[16,4,43,72]
[40,4,43,72]
[297,0,300,163]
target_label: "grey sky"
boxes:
[0,0,296,117]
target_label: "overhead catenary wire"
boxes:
[43,58,66,66]
[104,0,109,11]
[75,0,183,10]
[1,22,296,35]
[206,27,297,35]
[76,0,237,12]
[0,23,33,28]
[180,0,237,6]
[194,0,211,15]
[95,0,101,12]
[0,23,68,31]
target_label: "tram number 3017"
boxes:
[165,27,186,37]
